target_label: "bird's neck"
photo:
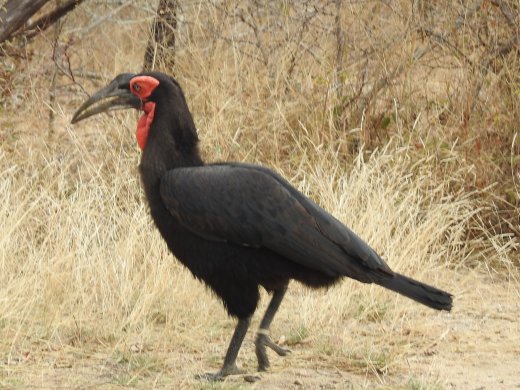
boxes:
[137,95,204,212]
[140,145,203,181]
[138,115,204,209]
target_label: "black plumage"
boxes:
[72,72,452,379]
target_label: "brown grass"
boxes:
[0,1,519,389]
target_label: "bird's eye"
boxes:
[133,83,141,92]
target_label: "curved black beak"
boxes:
[71,73,141,124]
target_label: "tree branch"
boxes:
[0,0,50,44]
[18,0,86,40]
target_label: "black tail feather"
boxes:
[377,273,452,311]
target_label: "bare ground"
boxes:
[1,271,518,390]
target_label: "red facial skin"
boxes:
[130,76,160,99]
[130,76,160,150]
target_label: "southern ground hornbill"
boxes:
[71,72,452,379]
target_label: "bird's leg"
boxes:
[255,287,291,371]
[196,316,251,381]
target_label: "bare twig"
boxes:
[350,0,488,125]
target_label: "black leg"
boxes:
[255,287,291,371]
[197,316,251,381]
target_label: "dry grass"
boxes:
[1,1,519,389]
[0,120,494,389]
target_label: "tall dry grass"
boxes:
[0,0,518,387]
[0,123,495,381]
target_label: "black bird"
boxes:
[71,72,452,379]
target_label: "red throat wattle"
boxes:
[130,75,160,150]
[136,101,156,150]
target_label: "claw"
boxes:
[255,333,291,371]
[264,335,291,356]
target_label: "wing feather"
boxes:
[159,163,392,280]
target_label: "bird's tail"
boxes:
[377,273,452,311]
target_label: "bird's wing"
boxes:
[159,163,393,279]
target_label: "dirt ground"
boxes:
[1,271,518,390]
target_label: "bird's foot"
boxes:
[195,364,244,381]
[255,331,291,371]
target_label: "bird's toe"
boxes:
[255,333,291,371]
[195,364,244,381]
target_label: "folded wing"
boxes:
[159,163,393,281]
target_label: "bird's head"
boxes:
[71,72,198,152]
